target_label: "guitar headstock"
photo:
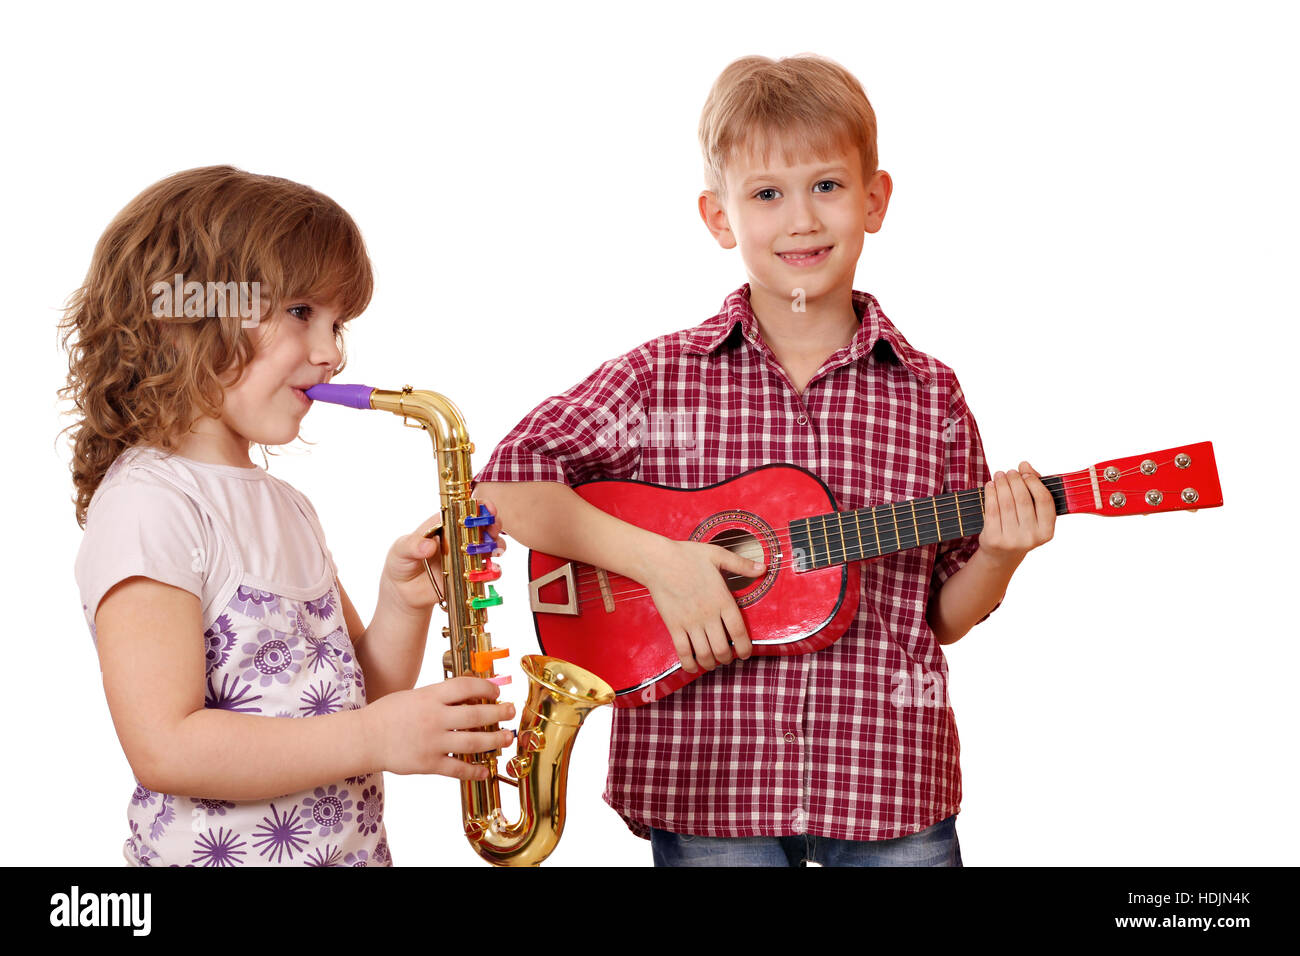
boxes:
[1060,441,1223,515]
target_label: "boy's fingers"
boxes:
[670,627,698,673]
[723,605,752,659]
[688,626,717,671]
[1004,469,1035,523]
[982,479,1001,537]
[705,619,733,666]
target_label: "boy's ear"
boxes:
[698,191,737,249]
[863,170,894,234]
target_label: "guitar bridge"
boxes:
[528,562,581,616]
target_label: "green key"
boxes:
[471,585,503,609]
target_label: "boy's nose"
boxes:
[785,194,820,233]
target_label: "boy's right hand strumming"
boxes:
[364,677,515,781]
[639,537,763,673]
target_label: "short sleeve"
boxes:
[475,355,645,486]
[928,379,997,622]
[75,473,208,635]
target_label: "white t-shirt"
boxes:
[75,446,391,866]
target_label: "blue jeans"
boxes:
[650,815,962,867]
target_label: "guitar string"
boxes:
[557,464,1184,607]
[541,458,1199,610]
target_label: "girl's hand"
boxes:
[380,499,506,616]
[364,676,516,779]
[978,462,1056,570]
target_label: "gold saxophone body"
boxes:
[310,384,614,866]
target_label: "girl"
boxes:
[60,165,514,867]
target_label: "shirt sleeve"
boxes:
[928,378,998,623]
[74,472,209,636]
[475,355,645,486]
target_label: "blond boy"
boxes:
[477,55,1054,866]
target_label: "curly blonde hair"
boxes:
[699,54,879,201]
[58,165,374,527]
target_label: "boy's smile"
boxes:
[699,141,892,322]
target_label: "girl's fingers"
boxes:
[444,729,518,756]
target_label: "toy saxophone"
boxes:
[306,384,614,867]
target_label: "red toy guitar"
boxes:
[527,442,1222,708]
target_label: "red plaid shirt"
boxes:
[476,285,994,841]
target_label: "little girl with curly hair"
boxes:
[61,165,513,866]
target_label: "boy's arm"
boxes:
[927,464,1055,644]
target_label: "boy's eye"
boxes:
[755,188,781,202]
[813,180,840,193]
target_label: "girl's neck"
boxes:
[171,421,257,469]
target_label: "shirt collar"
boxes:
[682,284,933,384]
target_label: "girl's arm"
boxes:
[96,577,514,801]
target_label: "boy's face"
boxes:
[700,140,892,315]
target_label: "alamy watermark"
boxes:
[594,404,702,459]
[890,663,950,709]
[150,274,262,328]
[49,886,151,936]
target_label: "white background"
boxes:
[4,0,1295,866]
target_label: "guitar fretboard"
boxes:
[788,475,1069,570]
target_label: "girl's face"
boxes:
[178,298,344,467]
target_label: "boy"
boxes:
[476,54,1055,866]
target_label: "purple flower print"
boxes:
[192,827,247,867]
[191,797,236,818]
[305,844,343,867]
[203,614,238,674]
[149,793,176,842]
[345,773,370,787]
[299,681,343,716]
[252,802,311,863]
[357,784,383,837]
[324,627,353,665]
[126,820,159,867]
[344,848,370,867]
[230,585,279,619]
[300,784,354,837]
[238,627,303,687]
[372,839,392,867]
[131,783,157,810]
[304,635,339,674]
[305,590,336,621]
[205,673,264,713]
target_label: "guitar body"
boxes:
[528,464,862,707]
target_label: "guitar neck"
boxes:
[789,475,1071,570]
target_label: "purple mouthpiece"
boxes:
[305,383,375,410]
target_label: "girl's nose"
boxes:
[310,324,342,368]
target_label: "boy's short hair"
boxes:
[699,54,878,200]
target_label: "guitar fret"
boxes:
[909,499,920,547]
[853,510,866,561]
[890,503,901,553]
[954,492,964,537]
[832,512,848,566]
[870,505,882,556]
[818,513,831,570]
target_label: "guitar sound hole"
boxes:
[707,528,764,593]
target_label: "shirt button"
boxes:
[795,415,808,426]
[783,731,795,743]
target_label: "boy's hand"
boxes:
[978,462,1056,570]
[642,539,763,673]
[365,676,516,779]
[380,500,506,616]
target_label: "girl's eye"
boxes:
[288,305,312,320]
[813,180,840,193]
[755,188,780,202]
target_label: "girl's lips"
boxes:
[777,246,831,266]
[291,387,312,406]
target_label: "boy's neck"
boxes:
[747,283,860,387]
